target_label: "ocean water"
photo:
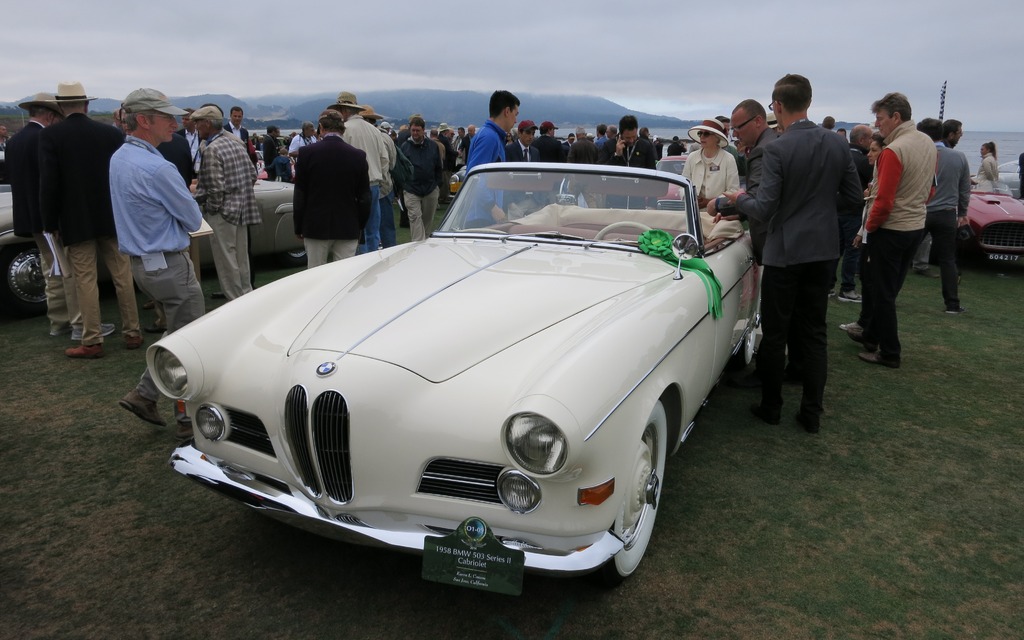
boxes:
[646,127,1022,174]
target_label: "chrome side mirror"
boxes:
[672,233,702,280]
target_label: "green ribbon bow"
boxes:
[638,229,723,319]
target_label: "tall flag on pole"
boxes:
[939,81,947,120]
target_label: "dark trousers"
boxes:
[864,227,926,360]
[758,261,831,420]
[924,209,961,310]
[857,239,874,328]
[830,215,862,292]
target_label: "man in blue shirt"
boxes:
[464,90,519,228]
[110,88,206,439]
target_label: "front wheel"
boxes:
[0,244,47,317]
[600,399,668,586]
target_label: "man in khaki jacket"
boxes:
[858,92,936,369]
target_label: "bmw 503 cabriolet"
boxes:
[152,161,760,590]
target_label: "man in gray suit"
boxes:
[723,74,862,433]
[710,98,784,389]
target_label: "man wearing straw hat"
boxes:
[330,91,390,253]
[110,88,205,438]
[8,92,94,340]
[40,81,142,358]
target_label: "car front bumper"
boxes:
[170,443,624,576]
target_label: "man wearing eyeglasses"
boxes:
[110,89,206,438]
[712,100,778,263]
[722,75,862,433]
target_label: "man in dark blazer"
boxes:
[532,121,566,162]
[724,74,862,433]
[8,92,83,336]
[40,81,142,358]
[293,109,372,268]
[505,120,538,162]
[225,106,249,143]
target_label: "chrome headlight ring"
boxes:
[504,413,568,475]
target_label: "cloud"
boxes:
[3,0,1022,131]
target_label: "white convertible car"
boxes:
[154,162,760,588]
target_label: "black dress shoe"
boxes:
[795,412,820,433]
[750,404,781,425]
[211,291,226,299]
[858,351,900,368]
[143,324,166,334]
[847,330,878,352]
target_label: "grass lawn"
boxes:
[1,224,1022,639]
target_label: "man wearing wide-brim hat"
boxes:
[329,91,390,254]
[40,81,143,358]
[7,92,88,338]
[356,105,400,247]
[110,88,206,437]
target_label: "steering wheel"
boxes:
[593,221,653,240]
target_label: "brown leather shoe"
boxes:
[125,334,144,350]
[65,344,104,359]
[118,389,166,426]
[858,351,900,369]
[175,420,194,440]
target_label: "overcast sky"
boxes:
[4,0,1021,131]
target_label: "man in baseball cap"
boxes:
[533,120,565,162]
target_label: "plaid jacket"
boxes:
[195,132,260,226]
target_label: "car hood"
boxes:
[969,192,1024,223]
[290,240,670,382]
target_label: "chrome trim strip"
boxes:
[584,264,754,441]
[320,244,534,362]
[170,444,622,575]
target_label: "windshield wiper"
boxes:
[506,231,587,241]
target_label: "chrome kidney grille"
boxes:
[284,386,353,503]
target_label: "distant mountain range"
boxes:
[1,89,693,130]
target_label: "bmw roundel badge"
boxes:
[316,362,337,377]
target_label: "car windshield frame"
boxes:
[434,162,701,250]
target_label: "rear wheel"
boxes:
[728,325,757,371]
[1,244,47,317]
[276,248,307,268]
[600,399,668,586]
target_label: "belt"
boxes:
[926,208,957,215]
[131,250,188,259]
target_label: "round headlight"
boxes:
[195,405,227,441]
[153,347,188,398]
[498,470,541,514]
[504,413,567,475]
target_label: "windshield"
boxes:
[436,165,695,244]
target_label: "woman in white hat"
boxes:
[682,119,739,211]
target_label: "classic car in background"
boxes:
[156,161,761,589]
[997,161,1020,199]
[961,191,1024,261]
[0,181,304,317]
[655,155,688,176]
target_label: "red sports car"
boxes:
[962,191,1024,262]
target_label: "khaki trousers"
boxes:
[405,187,439,242]
[206,214,252,300]
[65,237,140,346]
[304,238,358,269]
[33,234,82,333]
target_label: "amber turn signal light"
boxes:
[577,478,615,506]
